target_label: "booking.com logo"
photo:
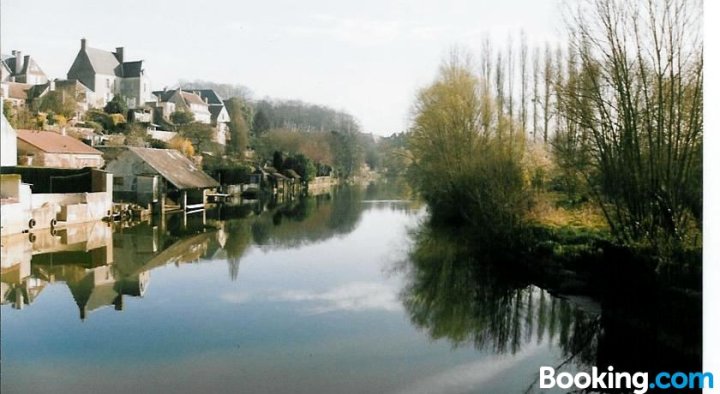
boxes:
[540,366,714,393]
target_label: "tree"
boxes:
[542,43,554,143]
[104,94,128,115]
[3,100,14,123]
[560,0,703,249]
[272,151,284,170]
[330,130,363,178]
[408,52,528,230]
[178,122,214,148]
[252,108,271,135]
[36,91,77,118]
[170,110,194,125]
[283,153,316,182]
[520,31,529,135]
[532,47,540,142]
[225,97,250,155]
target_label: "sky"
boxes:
[1,0,563,136]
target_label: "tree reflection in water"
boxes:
[402,223,601,371]
[401,221,702,392]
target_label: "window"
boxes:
[113,177,124,186]
[106,78,110,88]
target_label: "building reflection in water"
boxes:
[0,185,384,319]
[1,210,224,320]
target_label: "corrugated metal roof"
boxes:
[17,130,103,155]
[129,147,219,190]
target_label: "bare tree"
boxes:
[532,47,540,142]
[562,0,703,247]
[506,33,515,131]
[542,43,554,143]
[495,51,505,124]
[520,31,529,136]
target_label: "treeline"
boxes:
[408,0,702,256]
[253,99,361,134]
[173,86,380,179]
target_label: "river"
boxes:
[0,182,701,393]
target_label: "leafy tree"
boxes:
[104,94,128,115]
[330,130,363,178]
[225,97,251,155]
[9,106,42,130]
[170,110,194,125]
[85,109,126,132]
[283,153,316,182]
[272,151,284,170]
[178,122,215,148]
[36,91,77,118]
[252,109,270,135]
[3,100,14,123]
[408,52,528,231]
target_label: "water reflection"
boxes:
[402,225,599,366]
[401,222,702,392]
[2,182,699,393]
[1,185,397,319]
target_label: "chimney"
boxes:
[81,38,87,51]
[14,50,22,74]
[115,47,124,63]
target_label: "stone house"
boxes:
[66,38,151,109]
[16,130,105,168]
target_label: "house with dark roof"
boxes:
[66,38,151,109]
[105,147,219,211]
[195,90,230,145]
[16,130,105,168]
[0,50,49,85]
[151,89,212,124]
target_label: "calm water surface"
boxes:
[1,183,685,393]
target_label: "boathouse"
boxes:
[105,147,219,212]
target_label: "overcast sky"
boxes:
[1,0,563,136]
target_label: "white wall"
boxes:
[1,100,18,166]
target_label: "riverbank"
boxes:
[521,192,702,297]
